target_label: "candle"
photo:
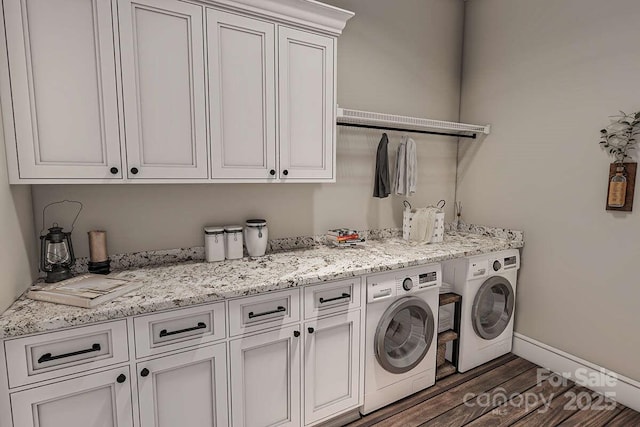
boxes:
[88,230,108,262]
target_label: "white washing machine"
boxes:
[362,264,441,414]
[443,249,520,373]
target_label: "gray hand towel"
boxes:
[373,133,390,198]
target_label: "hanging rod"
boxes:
[336,107,491,139]
[337,122,477,139]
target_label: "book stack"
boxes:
[326,228,366,247]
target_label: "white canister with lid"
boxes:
[224,225,244,259]
[204,226,225,262]
[244,219,268,257]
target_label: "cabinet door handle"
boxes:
[319,293,351,304]
[130,167,139,175]
[293,330,300,337]
[110,167,119,175]
[308,327,315,334]
[116,374,127,383]
[140,368,150,377]
[159,322,207,338]
[248,306,286,319]
[282,170,289,176]
[37,343,101,364]
[269,169,276,176]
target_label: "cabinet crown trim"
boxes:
[205,0,354,35]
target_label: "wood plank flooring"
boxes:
[347,354,639,427]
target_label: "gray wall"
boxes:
[32,0,465,259]
[458,0,640,381]
[0,115,38,312]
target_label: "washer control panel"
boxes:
[467,251,520,279]
[367,264,441,303]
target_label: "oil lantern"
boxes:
[39,200,82,283]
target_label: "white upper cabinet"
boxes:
[118,0,208,179]
[278,27,335,181]
[208,10,277,180]
[3,0,123,180]
[1,0,353,183]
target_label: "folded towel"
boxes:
[373,133,390,198]
[409,207,439,242]
[394,136,417,196]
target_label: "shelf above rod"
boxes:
[337,122,477,139]
[336,107,491,140]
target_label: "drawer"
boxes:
[304,278,361,319]
[134,302,225,358]
[229,289,300,336]
[4,320,129,388]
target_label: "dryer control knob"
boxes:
[402,278,413,291]
[493,260,502,271]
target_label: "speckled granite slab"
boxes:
[1,229,523,339]
[72,224,517,274]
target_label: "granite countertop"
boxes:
[0,230,523,339]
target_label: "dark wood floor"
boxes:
[347,354,640,427]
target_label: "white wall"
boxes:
[459,0,640,381]
[32,0,464,259]
[0,118,38,313]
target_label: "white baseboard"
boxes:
[513,333,640,412]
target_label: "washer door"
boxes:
[472,276,515,340]
[375,296,435,374]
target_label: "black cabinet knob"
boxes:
[282,170,289,176]
[293,330,300,337]
[269,169,276,176]
[110,167,119,175]
[130,167,139,175]
[140,368,150,377]
[308,327,314,334]
[116,374,127,383]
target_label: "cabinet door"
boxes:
[118,0,208,179]
[207,9,276,180]
[3,0,122,179]
[304,311,361,425]
[138,343,228,427]
[278,27,335,181]
[230,325,301,427]
[11,367,133,427]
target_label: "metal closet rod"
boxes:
[336,122,477,139]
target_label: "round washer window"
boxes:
[472,276,515,340]
[375,296,435,374]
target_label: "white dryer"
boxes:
[443,249,520,373]
[362,264,441,414]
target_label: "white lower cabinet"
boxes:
[10,367,133,427]
[2,284,364,427]
[230,325,301,427]
[137,343,228,427]
[304,311,361,425]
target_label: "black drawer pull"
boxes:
[38,343,101,364]
[319,293,351,304]
[117,374,127,383]
[159,322,207,338]
[248,306,286,319]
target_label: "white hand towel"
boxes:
[406,138,417,195]
[393,139,406,195]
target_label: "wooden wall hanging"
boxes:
[606,162,636,212]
